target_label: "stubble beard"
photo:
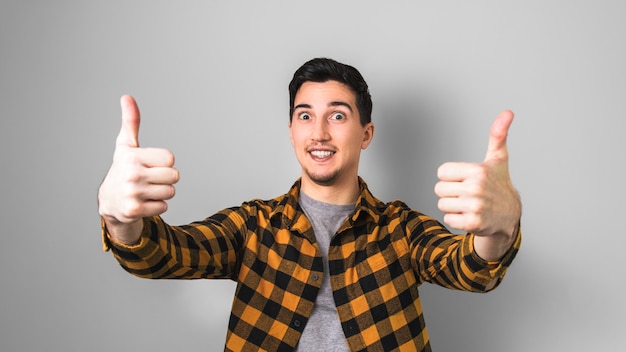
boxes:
[304,167,340,187]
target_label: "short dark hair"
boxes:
[288,58,372,126]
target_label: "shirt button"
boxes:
[294,320,301,328]
[312,274,319,281]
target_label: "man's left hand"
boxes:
[435,110,521,259]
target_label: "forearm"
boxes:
[104,214,244,280]
[474,225,521,291]
[413,227,521,292]
[472,222,520,262]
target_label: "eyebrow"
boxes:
[293,101,353,112]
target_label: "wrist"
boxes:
[473,222,519,262]
[102,216,144,246]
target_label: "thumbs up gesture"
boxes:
[434,110,521,260]
[98,95,179,244]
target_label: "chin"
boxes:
[305,170,339,186]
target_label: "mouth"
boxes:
[310,150,334,158]
[308,148,336,161]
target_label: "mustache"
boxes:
[306,142,336,150]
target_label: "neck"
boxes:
[300,176,360,205]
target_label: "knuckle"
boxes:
[472,165,489,179]
[116,149,140,164]
[469,198,486,213]
[125,170,143,184]
[465,215,481,232]
[120,182,141,199]
[467,182,483,196]
[117,164,143,183]
[119,201,142,220]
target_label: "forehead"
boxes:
[294,80,356,105]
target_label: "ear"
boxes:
[288,120,295,147]
[361,122,375,149]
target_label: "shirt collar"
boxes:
[272,177,382,232]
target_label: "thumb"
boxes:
[484,110,514,162]
[116,95,141,148]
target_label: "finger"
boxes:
[127,200,169,219]
[142,200,169,216]
[116,147,175,168]
[484,110,514,162]
[111,196,170,222]
[438,196,482,214]
[143,167,180,185]
[437,197,460,213]
[132,148,176,168]
[442,213,470,232]
[116,95,141,148]
[434,181,467,198]
[137,184,177,201]
[437,162,481,182]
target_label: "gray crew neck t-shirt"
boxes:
[295,191,355,352]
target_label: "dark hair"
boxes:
[288,58,372,126]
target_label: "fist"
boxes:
[98,95,179,226]
[434,110,521,238]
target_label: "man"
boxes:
[98,58,521,351]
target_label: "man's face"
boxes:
[289,80,374,187]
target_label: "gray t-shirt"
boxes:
[295,191,355,352]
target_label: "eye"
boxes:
[331,112,346,120]
[298,112,311,120]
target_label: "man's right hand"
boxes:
[98,95,179,245]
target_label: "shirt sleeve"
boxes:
[101,208,248,280]
[461,226,521,291]
[409,212,521,292]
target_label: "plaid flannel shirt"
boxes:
[103,178,520,352]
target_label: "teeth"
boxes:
[311,150,333,158]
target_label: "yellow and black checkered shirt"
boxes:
[103,178,520,352]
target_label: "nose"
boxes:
[311,117,330,142]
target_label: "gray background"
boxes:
[1,1,624,351]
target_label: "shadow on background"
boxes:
[367,82,536,351]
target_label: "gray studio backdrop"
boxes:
[1,1,624,351]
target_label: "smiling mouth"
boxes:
[310,150,334,158]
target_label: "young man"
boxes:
[98,58,521,351]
